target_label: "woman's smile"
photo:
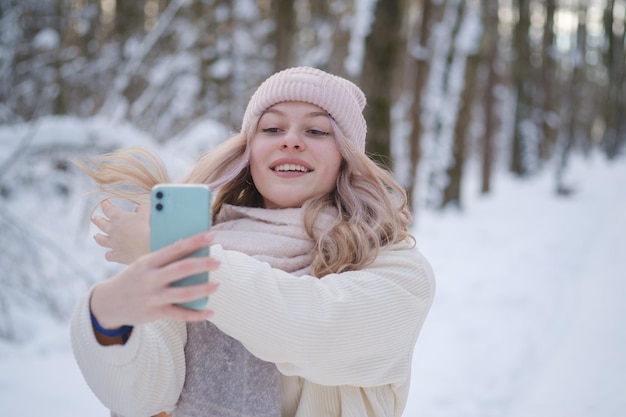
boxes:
[270,158,313,175]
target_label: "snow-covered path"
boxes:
[405,157,626,417]
[506,162,626,417]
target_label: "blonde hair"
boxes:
[77,121,414,277]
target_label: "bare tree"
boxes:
[510,0,535,176]
[441,2,483,208]
[419,0,465,208]
[556,1,589,194]
[324,1,353,77]
[602,0,626,158]
[479,0,500,194]
[301,0,353,77]
[115,0,146,40]
[271,0,297,71]
[539,0,559,161]
[360,0,404,168]
[405,0,445,209]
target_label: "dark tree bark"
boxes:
[115,0,145,39]
[441,3,482,209]
[603,0,626,158]
[52,0,69,115]
[479,0,499,194]
[405,0,446,209]
[325,1,351,78]
[556,2,588,194]
[360,0,403,168]
[539,0,558,161]
[510,0,533,176]
[270,0,296,71]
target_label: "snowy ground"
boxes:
[405,155,626,417]
[1,145,625,416]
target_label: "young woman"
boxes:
[71,67,435,417]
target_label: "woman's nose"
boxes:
[280,129,305,150]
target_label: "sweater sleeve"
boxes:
[70,288,187,417]
[207,243,435,387]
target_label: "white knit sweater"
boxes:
[71,215,435,417]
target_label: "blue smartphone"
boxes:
[150,184,212,310]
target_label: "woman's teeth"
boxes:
[273,164,310,172]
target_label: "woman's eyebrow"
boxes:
[262,109,329,119]
[306,111,329,118]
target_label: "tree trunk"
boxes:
[326,1,351,78]
[556,2,587,194]
[414,0,464,209]
[115,0,145,40]
[603,0,626,158]
[479,0,499,194]
[360,0,403,168]
[270,0,296,71]
[510,0,534,176]
[53,0,69,115]
[405,0,445,209]
[539,0,558,161]
[441,2,482,209]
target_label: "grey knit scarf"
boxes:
[171,204,334,417]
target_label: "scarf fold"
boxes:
[211,204,334,275]
[170,204,335,417]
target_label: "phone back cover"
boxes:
[150,184,211,310]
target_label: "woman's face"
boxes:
[249,101,343,209]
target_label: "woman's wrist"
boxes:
[89,281,133,344]
[89,308,133,343]
[90,281,123,328]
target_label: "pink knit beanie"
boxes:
[241,67,367,153]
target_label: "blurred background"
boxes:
[3,0,625,200]
[0,0,625,416]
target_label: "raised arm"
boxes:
[71,232,220,416]
[207,243,435,387]
[71,293,187,416]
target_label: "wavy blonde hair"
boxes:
[77,118,414,277]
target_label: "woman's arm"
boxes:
[207,243,435,387]
[71,290,187,416]
[72,232,220,415]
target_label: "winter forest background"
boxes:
[1,0,625,415]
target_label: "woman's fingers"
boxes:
[94,233,126,263]
[155,254,220,287]
[104,250,124,264]
[92,215,111,234]
[93,232,112,248]
[92,200,129,235]
[100,199,122,219]
[161,281,219,305]
[160,304,214,322]
[146,231,216,269]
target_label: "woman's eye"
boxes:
[262,127,280,133]
[309,129,330,136]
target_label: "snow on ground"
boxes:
[0,134,624,416]
[405,155,626,417]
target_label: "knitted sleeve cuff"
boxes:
[71,286,143,366]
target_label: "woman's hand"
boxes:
[92,199,150,265]
[90,231,220,331]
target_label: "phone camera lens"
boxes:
[156,191,164,199]
[156,203,163,211]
